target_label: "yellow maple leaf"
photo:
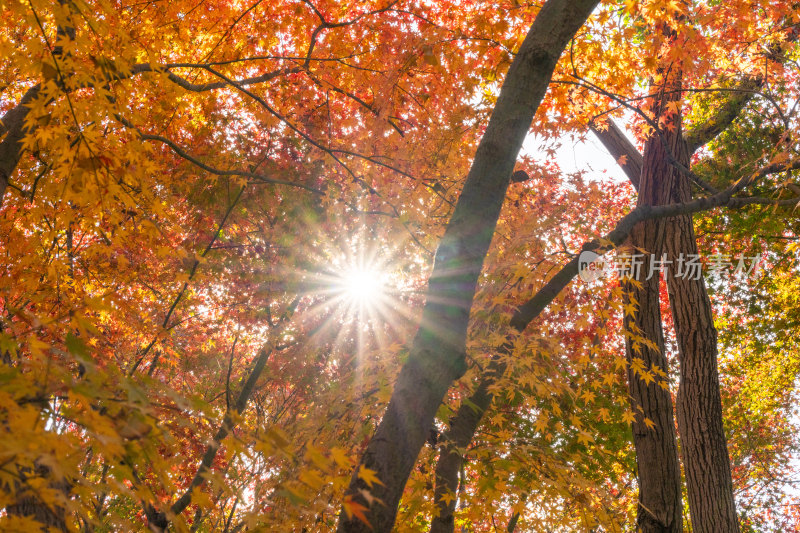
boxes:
[331,447,353,469]
[640,371,655,386]
[439,490,456,506]
[358,466,385,488]
[577,431,594,446]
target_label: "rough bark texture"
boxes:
[622,126,683,532]
[600,62,740,531]
[336,1,600,531]
[634,56,739,532]
[664,156,740,533]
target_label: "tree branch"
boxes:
[430,164,790,531]
[588,118,642,190]
[683,78,762,154]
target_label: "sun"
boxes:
[334,262,392,315]
[339,266,386,308]
[294,226,424,355]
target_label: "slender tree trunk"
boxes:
[423,175,754,533]
[622,262,682,533]
[336,2,601,530]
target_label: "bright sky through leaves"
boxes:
[1,0,799,530]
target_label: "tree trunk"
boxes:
[429,360,503,533]
[336,1,600,531]
[620,139,682,533]
[636,54,739,532]
[5,463,69,532]
[664,157,740,533]
[0,86,39,202]
[618,61,740,531]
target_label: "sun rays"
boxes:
[285,223,426,363]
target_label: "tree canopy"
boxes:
[1,0,799,531]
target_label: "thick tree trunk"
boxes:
[620,121,683,532]
[635,55,739,531]
[335,2,600,531]
[664,158,740,533]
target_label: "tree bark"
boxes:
[589,119,642,190]
[663,156,740,533]
[0,86,40,202]
[4,462,69,532]
[429,358,504,533]
[597,63,740,531]
[336,1,601,531]
[622,56,740,531]
[621,124,684,532]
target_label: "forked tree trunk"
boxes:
[336,1,601,531]
[636,49,739,531]
[596,63,740,532]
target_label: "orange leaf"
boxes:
[343,495,372,528]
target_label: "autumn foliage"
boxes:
[1,0,799,531]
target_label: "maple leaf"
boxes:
[358,466,385,489]
[331,447,354,469]
[577,431,594,446]
[439,490,456,506]
[580,390,596,404]
[342,495,371,527]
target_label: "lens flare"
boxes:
[339,267,385,308]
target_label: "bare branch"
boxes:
[588,118,642,189]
